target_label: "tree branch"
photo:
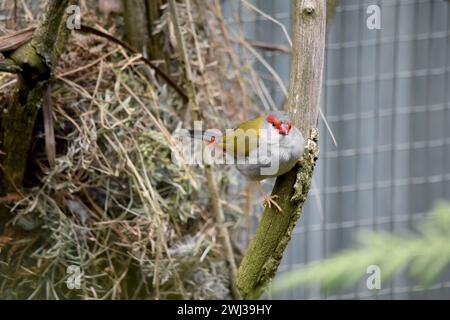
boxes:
[0,25,188,102]
[236,0,326,299]
[0,0,76,232]
[0,59,22,74]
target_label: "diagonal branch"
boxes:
[0,25,188,102]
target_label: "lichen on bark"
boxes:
[236,131,320,299]
[236,0,326,300]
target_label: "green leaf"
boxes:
[271,202,450,295]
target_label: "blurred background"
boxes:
[224,0,450,299]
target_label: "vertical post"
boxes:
[236,0,326,299]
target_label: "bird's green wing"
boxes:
[219,116,264,157]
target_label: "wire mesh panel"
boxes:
[228,0,450,299]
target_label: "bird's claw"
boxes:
[263,194,283,213]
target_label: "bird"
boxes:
[188,111,305,211]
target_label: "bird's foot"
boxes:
[263,194,283,213]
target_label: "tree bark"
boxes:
[0,0,75,232]
[146,0,167,64]
[236,0,326,299]
[123,0,150,51]
[122,0,168,76]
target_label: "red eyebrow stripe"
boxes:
[266,115,280,126]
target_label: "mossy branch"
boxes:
[0,0,76,231]
[237,0,326,299]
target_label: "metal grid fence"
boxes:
[229,0,450,299]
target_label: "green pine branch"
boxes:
[272,201,450,294]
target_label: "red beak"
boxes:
[278,123,289,135]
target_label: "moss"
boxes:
[1,80,45,187]
[236,1,325,300]
[31,0,72,69]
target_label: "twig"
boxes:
[241,0,292,47]
[0,25,188,102]
[233,34,288,97]
[205,169,241,299]
[0,61,22,73]
[319,107,338,147]
[168,0,200,120]
[43,85,55,168]
[212,0,253,252]
[185,0,214,108]
[212,0,249,121]
[19,0,35,21]
[169,0,240,299]
[78,25,188,103]
[235,38,291,54]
